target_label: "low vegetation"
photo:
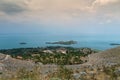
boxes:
[0,46,96,65]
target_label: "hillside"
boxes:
[0,53,35,72]
[86,46,120,67]
[0,47,120,80]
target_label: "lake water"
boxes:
[0,33,120,50]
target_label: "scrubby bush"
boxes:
[49,65,73,80]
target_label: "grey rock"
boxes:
[85,47,120,67]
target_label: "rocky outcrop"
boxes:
[85,47,120,67]
[0,53,35,72]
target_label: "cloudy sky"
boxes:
[0,0,120,35]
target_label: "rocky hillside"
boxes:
[0,47,120,80]
[1,46,120,72]
[86,46,120,67]
[0,53,35,73]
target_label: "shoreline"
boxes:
[0,46,101,51]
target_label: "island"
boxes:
[19,42,27,45]
[110,43,120,46]
[46,40,77,45]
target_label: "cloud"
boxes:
[0,0,93,24]
[0,0,27,15]
[0,0,120,25]
[92,0,118,6]
[0,3,25,15]
[89,0,120,23]
[91,0,120,13]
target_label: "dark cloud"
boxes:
[0,2,26,15]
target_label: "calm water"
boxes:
[0,33,120,50]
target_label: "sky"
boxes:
[0,0,120,36]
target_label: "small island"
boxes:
[46,40,77,45]
[110,43,120,46]
[19,42,27,45]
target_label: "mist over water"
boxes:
[0,33,119,50]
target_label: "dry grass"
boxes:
[0,65,74,80]
[0,65,120,80]
[49,65,73,80]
